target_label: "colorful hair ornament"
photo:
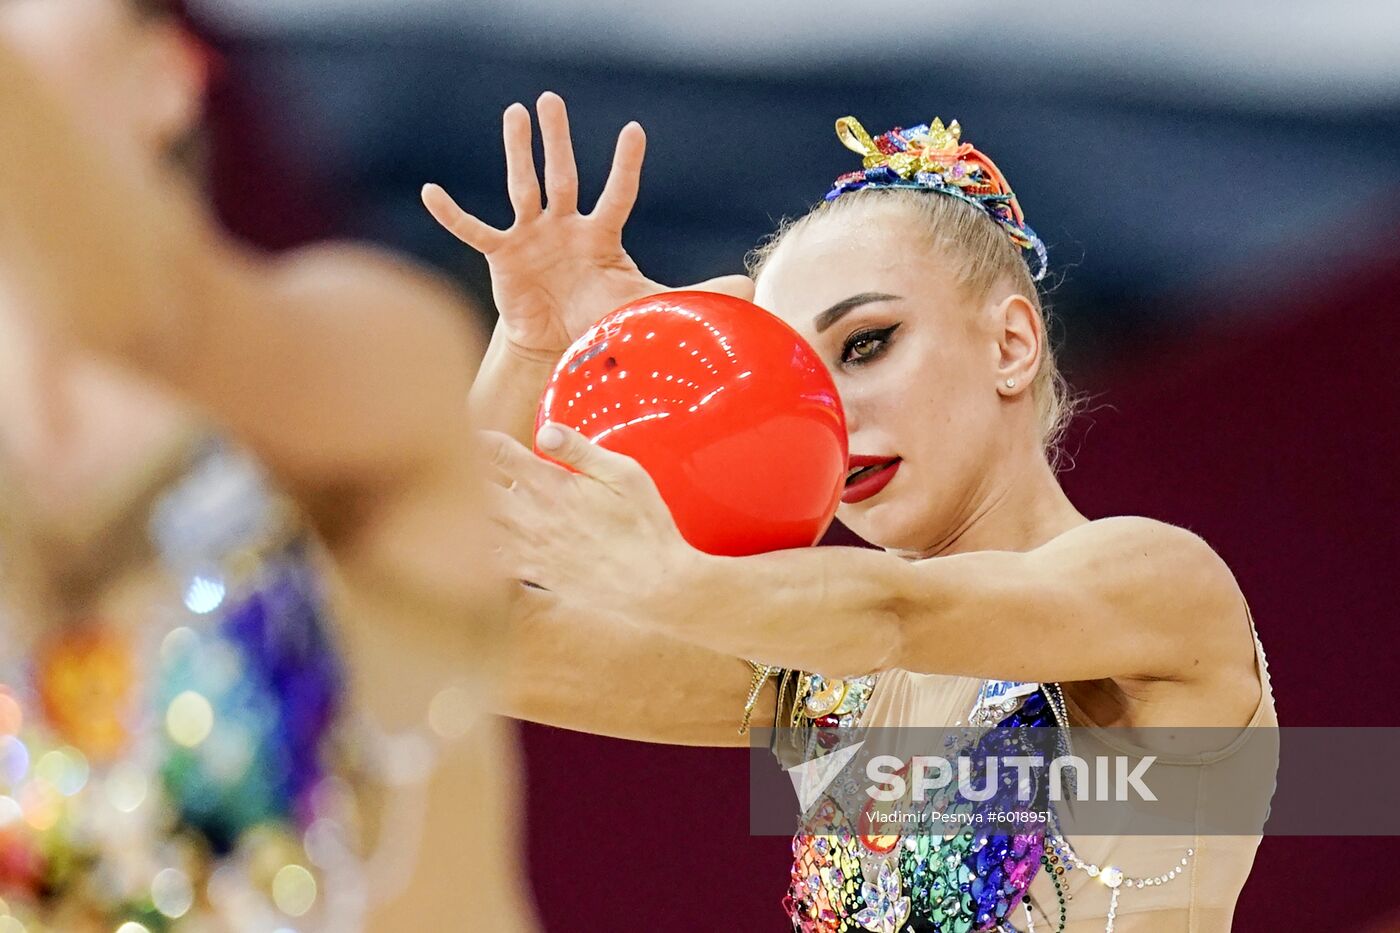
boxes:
[825,115,1048,282]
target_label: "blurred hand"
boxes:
[423,92,751,355]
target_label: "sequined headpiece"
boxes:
[825,115,1048,282]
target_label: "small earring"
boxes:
[1005,378,1017,389]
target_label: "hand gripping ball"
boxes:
[536,291,848,557]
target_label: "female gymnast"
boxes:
[0,6,534,928]
[425,95,1277,931]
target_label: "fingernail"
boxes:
[537,425,565,451]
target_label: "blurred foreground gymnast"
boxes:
[0,3,533,929]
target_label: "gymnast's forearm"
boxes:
[498,591,773,747]
[648,519,1235,686]
[639,544,911,679]
[643,542,1108,683]
[0,42,217,373]
[468,319,562,447]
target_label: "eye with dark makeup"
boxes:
[839,323,901,366]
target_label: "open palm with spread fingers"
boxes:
[423,92,751,355]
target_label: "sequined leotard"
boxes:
[779,672,1060,933]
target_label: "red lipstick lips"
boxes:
[841,455,902,504]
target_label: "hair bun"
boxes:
[826,115,1048,282]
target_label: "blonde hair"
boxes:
[746,188,1078,466]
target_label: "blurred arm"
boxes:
[0,41,478,496]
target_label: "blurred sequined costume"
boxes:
[0,435,367,932]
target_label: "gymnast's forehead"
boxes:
[754,221,949,332]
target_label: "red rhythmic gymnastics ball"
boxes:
[536,291,848,557]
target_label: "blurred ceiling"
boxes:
[193,0,1400,109]
[193,1,1400,370]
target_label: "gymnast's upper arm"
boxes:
[0,44,485,494]
[894,516,1246,685]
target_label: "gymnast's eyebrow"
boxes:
[813,292,903,333]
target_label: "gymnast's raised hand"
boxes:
[424,92,752,443]
[426,94,659,353]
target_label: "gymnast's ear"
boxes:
[990,290,1042,397]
